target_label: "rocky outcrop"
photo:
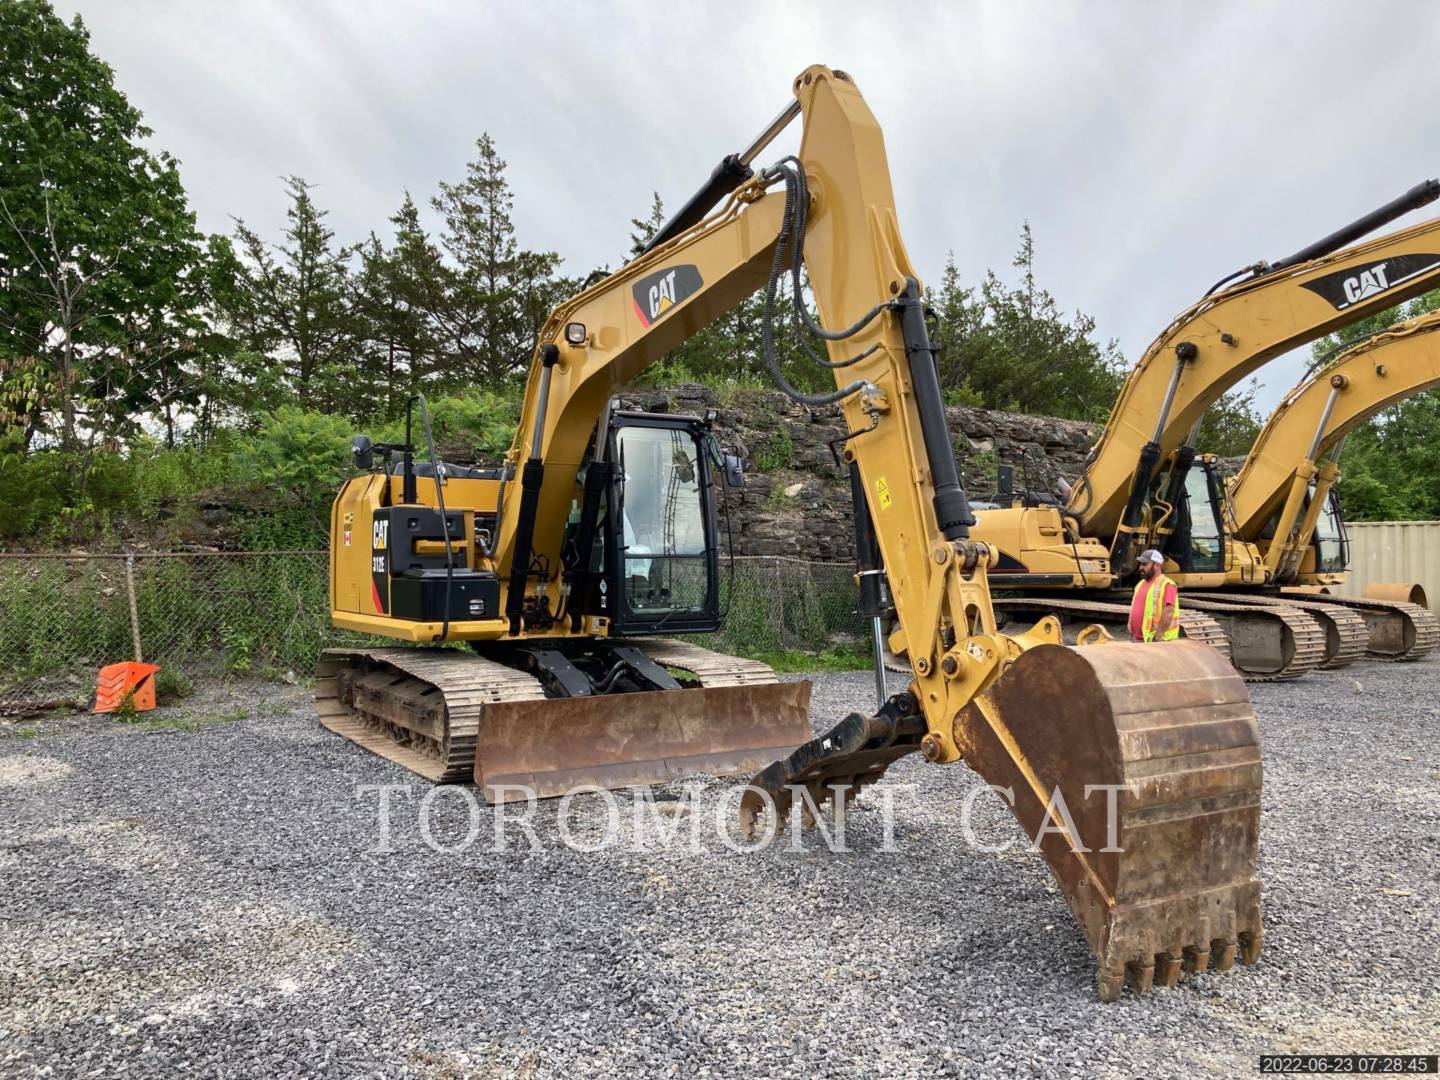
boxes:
[620,384,1099,564]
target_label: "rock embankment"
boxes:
[621,384,1099,562]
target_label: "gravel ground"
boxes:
[1,659,1437,1078]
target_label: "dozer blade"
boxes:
[477,681,812,802]
[740,639,1263,1002]
[953,640,1262,1001]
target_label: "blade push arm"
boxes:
[1068,190,1440,560]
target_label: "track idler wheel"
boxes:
[953,640,1263,1001]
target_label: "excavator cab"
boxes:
[599,412,725,635]
[1308,489,1350,580]
[1256,484,1349,583]
[1156,461,1228,578]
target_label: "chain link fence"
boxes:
[0,552,864,715]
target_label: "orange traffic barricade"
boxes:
[94,661,160,713]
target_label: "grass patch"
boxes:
[154,667,195,704]
[121,706,247,734]
[741,645,870,673]
[751,427,794,472]
[9,725,39,738]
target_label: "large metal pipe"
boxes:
[1266,178,1440,274]
[898,279,973,540]
[506,344,560,634]
[638,100,802,257]
[738,100,802,166]
[1307,376,1347,461]
[1152,345,1195,443]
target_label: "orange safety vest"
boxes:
[1134,574,1181,642]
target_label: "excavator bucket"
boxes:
[954,640,1262,1000]
[476,682,813,801]
[743,639,1262,1001]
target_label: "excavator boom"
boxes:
[1229,309,1440,538]
[1068,186,1440,558]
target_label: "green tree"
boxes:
[351,194,449,416]
[432,134,563,385]
[226,177,359,415]
[1195,380,1263,456]
[0,0,211,453]
[628,191,666,259]
[931,226,1124,420]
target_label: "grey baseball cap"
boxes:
[1139,549,1165,565]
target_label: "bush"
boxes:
[153,666,194,703]
[373,390,520,462]
[0,450,141,542]
[751,427,794,472]
[235,406,355,492]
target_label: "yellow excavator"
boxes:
[317,65,1263,1001]
[1204,308,1440,659]
[965,184,1440,678]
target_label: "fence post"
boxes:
[774,560,787,651]
[124,553,143,663]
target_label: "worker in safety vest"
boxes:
[1128,549,1179,642]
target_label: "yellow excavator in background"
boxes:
[964,185,1440,678]
[317,65,1263,1001]
[1202,308,1440,659]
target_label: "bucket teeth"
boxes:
[1155,952,1184,989]
[1183,945,1209,974]
[1239,929,1262,966]
[1102,937,1239,1000]
[1212,938,1238,972]
[1128,961,1155,995]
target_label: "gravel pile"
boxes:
[1,660,1436,1078]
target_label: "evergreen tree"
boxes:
[930,226,1124,420]
[432,134,562,385]
[628,192,666,258]
[226,177,359,415]
[350,194,449,415]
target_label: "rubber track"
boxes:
[1290,596,1440,662]
[1188,593,1369,670]
[992,597,1233,660]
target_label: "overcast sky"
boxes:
[54,0,1440,411]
